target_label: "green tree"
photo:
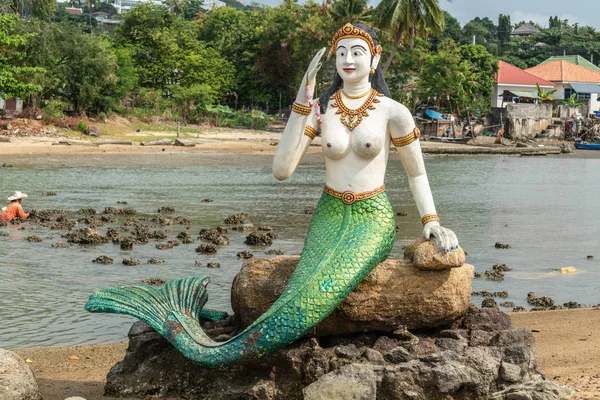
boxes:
[441,11,461,41]
[182,0,203,20]
[169,84,213,123]
[330,0,371,26]
[418,40,496,114]
[94,1,117,15]
[497,14,511,54]
[31,0,56,20]
[374,0,446,73]
[0,15,43,99]
[17,20,119,112]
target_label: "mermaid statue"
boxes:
[85,23,459,368]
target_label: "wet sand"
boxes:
[12,309,600,400]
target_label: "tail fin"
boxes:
[84,277,226,337]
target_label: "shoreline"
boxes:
[11,308,600,400]
[2,133,597,165]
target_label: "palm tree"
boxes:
[331,0,372,26]
[374,0,447,73]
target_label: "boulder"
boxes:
[0,349,42,400]
[105,307,575,399]
[404,237,466,270]
[231,255,474,335]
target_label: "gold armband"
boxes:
[292,102,312,116]
[421,213,440,226]
[304,125,317,140]
[391,127,421,148]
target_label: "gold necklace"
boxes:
[330,89,383,131]
[340,88,371,100]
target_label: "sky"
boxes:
[439,0,600,30]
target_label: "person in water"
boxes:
[85,23,459,368]
[0,191,30,221]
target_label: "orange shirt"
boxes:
[0,202,29,221]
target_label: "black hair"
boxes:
[318,24,391,113]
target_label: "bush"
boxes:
[42,99,67,121]
[202,105,275,129]
[76,120,88,133]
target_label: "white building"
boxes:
[491,60,556,108]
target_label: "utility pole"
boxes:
[472,35,476,45]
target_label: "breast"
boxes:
[350,129,385,159]
[321,129,351,160]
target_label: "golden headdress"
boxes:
[329,23,383,57]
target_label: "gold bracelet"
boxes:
[391,127,421,148]
[304,125,317,140]
[421,213,440,226]
[292,102,312,116]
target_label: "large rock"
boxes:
[0,349,42,400]
[105,308,575,400]
[231,255,474,335]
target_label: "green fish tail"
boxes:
[85,191,396,368]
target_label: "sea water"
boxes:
[0,153,599,348]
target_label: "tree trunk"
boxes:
[382,35,401,75]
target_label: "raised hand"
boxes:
[423,222,459,253]
[296,47,326,103]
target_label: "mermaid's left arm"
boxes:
[389,103,459,252]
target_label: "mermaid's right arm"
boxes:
[273,48,325,181]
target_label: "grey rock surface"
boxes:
[105,308,575,400]
[0,349,42,400]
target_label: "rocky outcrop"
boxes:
[231,255,473,334]
[104,308,575,400]
[0,349,42,400]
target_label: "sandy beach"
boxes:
[11,309,600,400]
[3,130,599,399]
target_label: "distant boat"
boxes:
[429,136,472,144]
[575,142,600,150]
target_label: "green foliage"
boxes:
[536,83,557,102]
[0,14,44,99]
[41,98,66,120]
[331,0,371,26]
[182,0,203,20]
[374,0,446,72]
[94,2,117,15]
[203,104,275,129]
[560,93,584,107]
[441,11,461,42]
[76,119,88,132]
[169,84,214,123]
[16,20,120,112]
[418,40,497,114]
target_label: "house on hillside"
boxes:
[92,11,109,20]
[526,60,600,113]
[65,7,83,15]
[540,55,600,73]
[491,60,556,108]
[511,23,541,37]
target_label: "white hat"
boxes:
[7,191,28,201]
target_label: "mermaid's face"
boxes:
[335,37,371,84]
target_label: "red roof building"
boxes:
[492,61,555,108]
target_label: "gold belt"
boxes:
[323,185,386,205]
